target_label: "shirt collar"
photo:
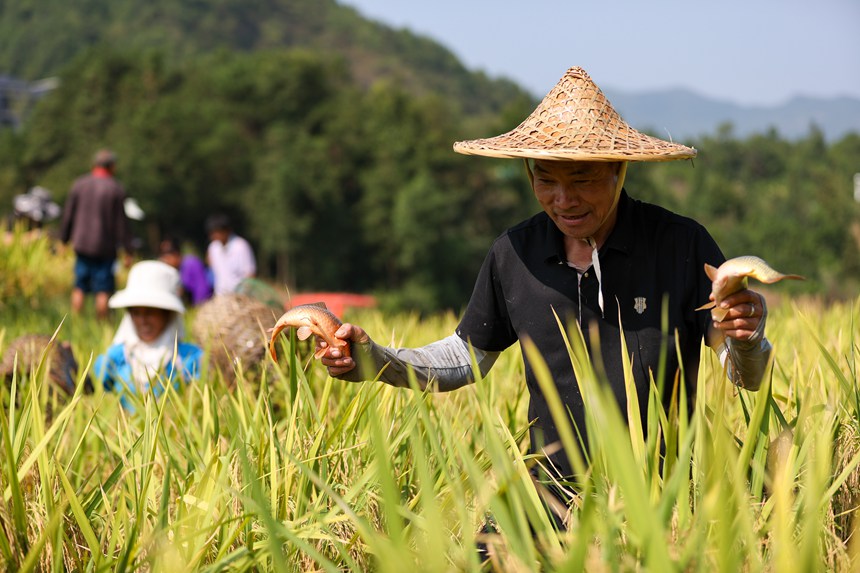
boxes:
[542,190,633,264]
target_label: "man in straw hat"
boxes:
[320,67,770,505]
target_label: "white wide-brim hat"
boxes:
[453,66,696,162]
[109,260,185,314]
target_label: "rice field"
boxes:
[1,229,860,572]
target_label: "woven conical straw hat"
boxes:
[453,67,696,162]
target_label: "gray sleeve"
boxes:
[718,300,772,392]
[336,333,500,392]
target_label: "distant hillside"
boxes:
[0,0,527,116]
[604,87,860,142]
[3,0,856,141]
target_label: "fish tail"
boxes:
[778,273,805,282]
[269,323,287,361]
[750,270,805,284]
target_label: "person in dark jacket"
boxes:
[60,149,134,320]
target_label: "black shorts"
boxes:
[74,254,116,293]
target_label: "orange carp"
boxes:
[269,303,350,361]
[696,256,804,321]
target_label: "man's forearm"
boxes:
[337,334,499,391]
[721,336,772,391]
[718,304,772,391]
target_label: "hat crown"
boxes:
[109,261,185,313]
[127,260,180,294]
[453,66,696,162]
[528,67,625,144]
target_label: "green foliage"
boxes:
[641,126,860,299]
[0,0,526,116]
[3,46,538,311]
[0,3,857,310]
[0,226,72,310]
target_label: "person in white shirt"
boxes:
[205,213,256,295]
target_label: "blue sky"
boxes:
[339,0,860,107]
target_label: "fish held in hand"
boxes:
[696,256,804,321]
[269,303,350,361]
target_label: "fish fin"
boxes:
[296,326,314,341]
[695,301,716,311]
[704,263,719,282]
[303,301,329,310]
[313,346,328,359]
[710,307,729,322]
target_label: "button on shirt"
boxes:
[207,234,256,295]
[456,191,725,480]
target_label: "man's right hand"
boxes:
[318,323,370,377]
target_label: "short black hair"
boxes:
[158,236,182,256]
[92,149,117,168]
[205,213,232,235]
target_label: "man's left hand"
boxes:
[710,289,765,341]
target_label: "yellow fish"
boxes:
[696,256,804,321]
[269,303,350,361]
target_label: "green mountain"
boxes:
[605,88,860,143]
[0,0,528,115]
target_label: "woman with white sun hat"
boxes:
[94,260,203,411]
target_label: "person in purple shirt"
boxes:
[158,237,213,306]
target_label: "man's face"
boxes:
[209,229,229,245]
[159,252,182,269]
[532,160,620,240]
[129,307,171,343]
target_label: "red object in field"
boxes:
[286,292,377,318]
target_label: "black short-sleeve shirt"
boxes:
[456,191,725,479]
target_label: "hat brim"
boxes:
[109,289,185,314]
[452,142,695,162]
[453,66,696,162]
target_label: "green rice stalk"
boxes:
[55,459,101,560]
[0,372,29,561]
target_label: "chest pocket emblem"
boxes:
[633,297,647,315]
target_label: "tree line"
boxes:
[1,48,857,311]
